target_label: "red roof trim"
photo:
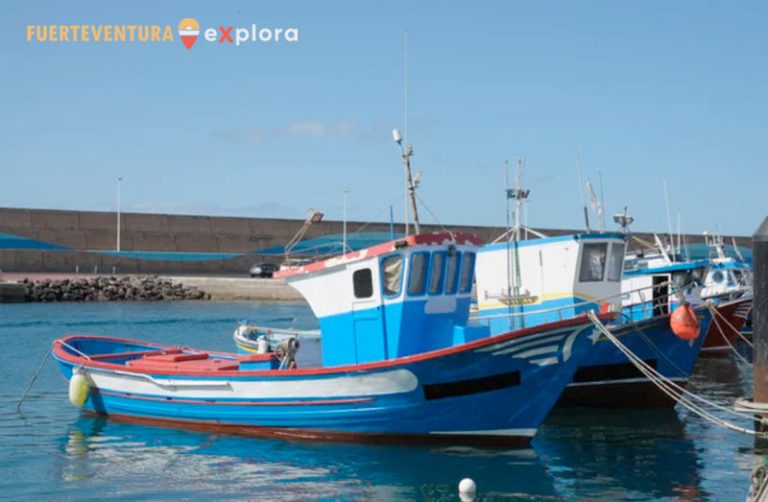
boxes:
[274,231,484,279]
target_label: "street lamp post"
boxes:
[116,176,123,252]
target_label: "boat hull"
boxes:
[701,296,752,355]
[557,306,711,408]
[53,316,605,445]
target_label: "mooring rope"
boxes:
[587,311,768,437]
[16,347,51,413]
[706,300,754,349]
[704,302,753,367]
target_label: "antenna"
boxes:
[392,129,420,234]
[402,30,409,236]
[676,208,682,258]
[662,179,675,256]
[574,147,591,232]
[598,170,606,232]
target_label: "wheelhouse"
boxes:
[474,233,627,334]
[276,232,487,367]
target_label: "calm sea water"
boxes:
[0,301,759,500]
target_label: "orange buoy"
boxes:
[670,303,700,340]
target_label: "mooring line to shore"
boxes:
[16,347,51,414]
[587,311,767,437]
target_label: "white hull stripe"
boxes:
[85,368,418,400]
[514,346,559,359]
[475,327,575,353]
[491,333,567,355]
[529,356,559,366]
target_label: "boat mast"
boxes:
[392,129,420,235]
[506,158,529,330]
[574,147,591,233]
[394,30,420,236]
[403,30,409,235]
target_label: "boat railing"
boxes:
[470,281,683,328]
[236,323,321,339]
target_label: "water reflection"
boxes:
[59,415,561,500]
[537,407,703,499]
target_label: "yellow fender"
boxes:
[68,369,90,408]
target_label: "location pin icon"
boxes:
[178,18,200,49]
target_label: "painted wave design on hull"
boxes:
[734,301,753,319]
[475,326,593,366]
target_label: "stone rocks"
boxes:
[20,276,209,302]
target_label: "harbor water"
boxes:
[0,301,758,500]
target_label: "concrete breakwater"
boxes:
[19,276,209,302]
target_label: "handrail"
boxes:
[471,280,689,323]
[237,323,321,339]
[52,339,92,360]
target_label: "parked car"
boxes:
[249,263,278,278]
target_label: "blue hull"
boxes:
[557,306,712,408]
[53,317,602,445]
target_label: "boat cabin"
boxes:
[701,260,752,300]
[474,233,627,334]
[275,232,488,367]
[621,260,708,321]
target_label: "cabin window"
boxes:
[445,252,460,294]
[353,268,373,298]
[711,270,725,284]
[428,252,446,294]
[381,254,404,297]
[459,252,475,293]
[408,252,429,296]
[579,243,607,282]
[606,243,624,282]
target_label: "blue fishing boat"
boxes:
[53,232,611,445]
[472,164,713,408]
[475,231,713,408]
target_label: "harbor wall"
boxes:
[0,207,749,276]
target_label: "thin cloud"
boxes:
[211,120,360,144]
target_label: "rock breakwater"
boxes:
[20,276,209,302]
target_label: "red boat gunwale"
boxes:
[52,312,614,378]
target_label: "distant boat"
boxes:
[53,232,610,445]
[624,232,752,356]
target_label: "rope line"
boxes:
[16,347,51,413]
[587,311,767,437]
[705,302,753,366]
[706,300,754,349]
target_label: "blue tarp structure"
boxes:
[0,230,399,262]
[94,250,242,262]
[0,232,69,250]
[254,232,401,256]
[684,243,753,264]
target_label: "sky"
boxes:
[1,1,766,236]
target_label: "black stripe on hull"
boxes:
[423,371,521,400]
[557,379,683,409]
[571,360,658,384]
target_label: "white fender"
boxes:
[68,369,90,408]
